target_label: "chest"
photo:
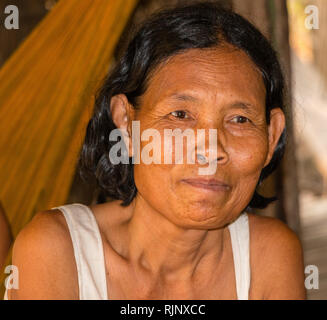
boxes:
[101,240,238,300]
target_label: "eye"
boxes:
[230,115,251,124]
[170,110,189,119]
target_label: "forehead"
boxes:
[142,46,266,107]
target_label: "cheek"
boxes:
[132,125,179,212]
[133,162,173,206]
[219,134,269,214]
[138,128,191,166]
[228,133,269,176]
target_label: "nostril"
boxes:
[195,154,226,164]
[196,153,208,164]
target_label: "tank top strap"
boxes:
[228,212,251,300]
[52,203,108,300]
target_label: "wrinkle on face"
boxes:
[131,45,272,228]
[141,45,266,114]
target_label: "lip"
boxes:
[180,178,231,192]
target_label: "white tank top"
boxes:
[4,203,251,300]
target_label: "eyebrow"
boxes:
[168,93,199,102]
[228,102,257,112]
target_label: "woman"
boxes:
[8,2,306,300]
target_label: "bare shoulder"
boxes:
[9,209,79,300]
[247,213,306,300]
[247,213,301,246]
[247,213,304,260]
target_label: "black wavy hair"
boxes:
[78,1,287,211]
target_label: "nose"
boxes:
[195,152,227,164]
[193,128,229,165]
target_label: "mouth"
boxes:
[180,178,231,192]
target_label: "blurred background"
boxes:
[0,0,326,299]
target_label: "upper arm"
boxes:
[263,221,306,299]
[8,210,79,300]
[249,214,306,300]
[0,203,12,270]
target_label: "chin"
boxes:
[170,204,226,227]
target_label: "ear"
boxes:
[110,94,134,157]
[263,108,286,167]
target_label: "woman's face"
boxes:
[117,45,285,229]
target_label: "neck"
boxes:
[125,195,226,283]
